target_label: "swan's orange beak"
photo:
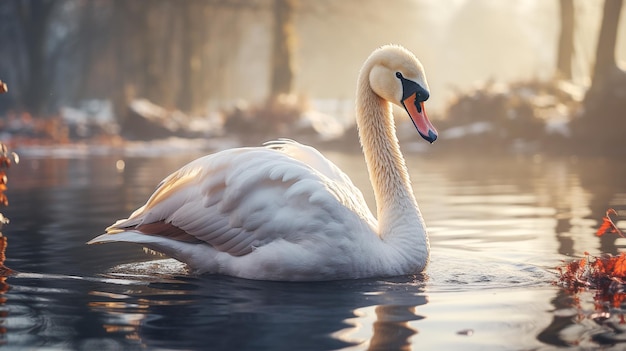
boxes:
[402,93,438,143]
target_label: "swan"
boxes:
[88,45,438,281]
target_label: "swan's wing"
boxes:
[265,139,375,223]
[91,146,376,258]
[265,139,346,181]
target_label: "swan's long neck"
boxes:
[356,68,429,267]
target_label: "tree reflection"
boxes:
[575,157,626,255]
[367,305,422,351]
[536,288,576,347]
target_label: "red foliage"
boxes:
[597,208,625,237]
[0,82,13,279]
[0,142,16,276]
[558,209,626,309]
[0,146,16,211]
[559,253,626,308]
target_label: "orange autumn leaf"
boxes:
[613,253,626,277]
[578,257,587,271]
[596,208,624,237]
[597,218,615,236]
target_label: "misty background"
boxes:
[0,0,625,154]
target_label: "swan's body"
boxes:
[89,45,438,281]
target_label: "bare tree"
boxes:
[11,0,58,115]
[589,0,622,89]
[574,0,626,154]
[177,2,197,113]
[0,0,296,123]
[556,0,575,80]
[270,0,296,98]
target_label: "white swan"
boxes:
[88,45,438,281]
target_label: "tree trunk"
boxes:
[141,5,167,105]
[575,0,626,155]
[110,0,132,122]
[74,1,98,102]
[591,0,622,87]
[270,0,296,98]
[178,3,195,113]
[177,1,208,114]
[14,0,57,116]
[556,0,575,80]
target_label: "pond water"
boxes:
[2,140,626,350]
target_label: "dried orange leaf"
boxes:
[596,208,624,237]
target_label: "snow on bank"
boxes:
[12,137,240,159]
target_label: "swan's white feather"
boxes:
[90,140,388,280]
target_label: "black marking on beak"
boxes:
[396,72,429,104]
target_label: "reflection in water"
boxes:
[86,270,428,350]
[536,157,626,347]
[0,236,10,345]
[575,158,626,255]
[367,305,422,351]
[0,151,624,349]
[536,289,577,347]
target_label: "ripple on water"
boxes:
[426,251,554,293]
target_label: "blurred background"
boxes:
[0,0,625,155]
[0,3,626,348]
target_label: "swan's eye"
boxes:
[395,72,403,79]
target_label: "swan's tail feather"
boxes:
[87,231,218,275]
[87,231,155,245]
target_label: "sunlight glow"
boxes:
[116,159,125,172]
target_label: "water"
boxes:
[2,142,626,350]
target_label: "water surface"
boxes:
[2,143,626,350]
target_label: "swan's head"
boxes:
[367,45,437,143]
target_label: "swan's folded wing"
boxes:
[99,147,374,257]
[265,139,376,225]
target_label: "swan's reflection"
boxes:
[88,264,428,350]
